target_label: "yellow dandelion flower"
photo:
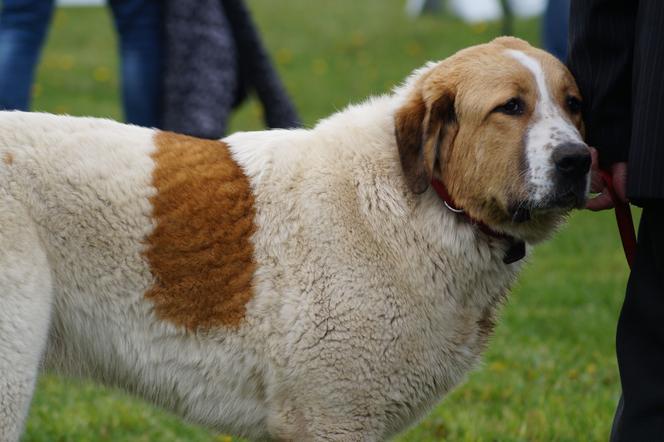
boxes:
[350,31,366,48]
[93,66,111,83]
[489,361,507,372]
[275,48,293,66]
[405,41,423,57]
[311,58,328,76]
[59,55,75,71]
[567,368,579,380]
[54,105,69,115]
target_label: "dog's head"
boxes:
[395,37,589,243]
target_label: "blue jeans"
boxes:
[0,0,162,127]
[542,0,570,61]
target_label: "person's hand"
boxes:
[586,147,628,211]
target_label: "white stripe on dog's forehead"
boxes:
[505,48,579,134]
[504,49,583,202]
[506,49,552,106]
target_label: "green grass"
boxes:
[24,2,628,441]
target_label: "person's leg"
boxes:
[108,0,162,127]
[0,0,54,110]
[612,204,664,441]
[542,0,570,61]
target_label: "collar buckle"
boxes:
[430,178,525,264]
[443,200,464,214]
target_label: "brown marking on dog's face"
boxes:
[395,37,586,240]
[144,131,256,331]
[395,87,456,194]
[3,152,13,165]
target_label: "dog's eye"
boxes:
[494,98,525,116]
[566,95,582,114]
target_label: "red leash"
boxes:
[599,169,637,269]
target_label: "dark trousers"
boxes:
[611,205,664,441]
[0,0,162,127]
[542,0,570,61]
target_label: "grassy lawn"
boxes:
[24,2,628,441]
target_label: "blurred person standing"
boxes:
[162,0,300,138]
[568,1,664,440]
[0,0,162,127]
[542,0,569,60]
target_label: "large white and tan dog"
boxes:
[0,37,589,441]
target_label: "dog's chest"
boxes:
[375,245,516,430]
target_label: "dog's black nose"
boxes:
[553,143,591,178]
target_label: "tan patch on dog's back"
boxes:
[3,152,13,165]
[144,131,256,331]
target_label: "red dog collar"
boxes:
[430,178,526,264]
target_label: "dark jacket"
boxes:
[162,0,301,139]
[568,0,664,203]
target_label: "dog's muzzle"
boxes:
[551,142,591,208]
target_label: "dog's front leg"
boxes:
[0,195,53,441]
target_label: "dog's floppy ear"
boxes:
[395,90,456,194]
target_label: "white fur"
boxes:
[226,97,521,438]
[0,192,52,440]
[506,49,584,202]
[0,113,272,439]
[0,77,536,439]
